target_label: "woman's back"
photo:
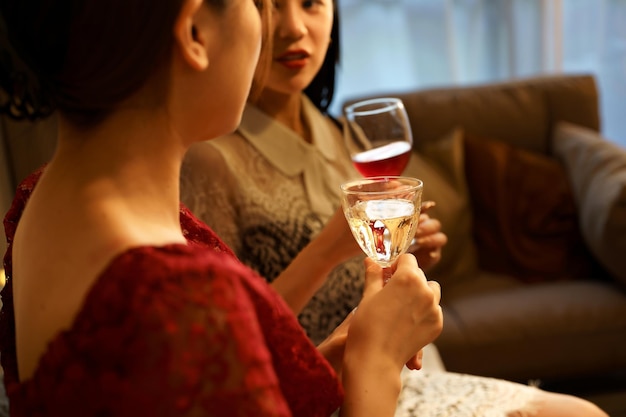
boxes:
[10,123,191,380]
[2,169,343,416]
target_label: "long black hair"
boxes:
[304,2,340,115]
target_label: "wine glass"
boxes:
[343,97,413,177]
[340,176,423,270]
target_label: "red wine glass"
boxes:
[343,97,413,177]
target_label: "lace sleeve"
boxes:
[18,249,296,416]
[115,253,293,416]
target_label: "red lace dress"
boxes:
[0,169,343,416]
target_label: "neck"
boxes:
[49,108,187,238]
[255,90,312,143]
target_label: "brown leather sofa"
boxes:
[344,73,626,383]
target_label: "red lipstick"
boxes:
[276,49,309,70]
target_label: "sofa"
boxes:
[343,73,626,384]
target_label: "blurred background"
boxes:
[332,0,626,149]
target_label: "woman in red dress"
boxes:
[0,0,443,416]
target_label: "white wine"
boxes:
[345,199,419,267]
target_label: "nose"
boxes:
[276,3,307,40]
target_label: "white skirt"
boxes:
[395,344,540,417]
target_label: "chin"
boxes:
[222,115,243,136]
[210,101,247,136]
[195,119,239,143]
[267,75,313,96]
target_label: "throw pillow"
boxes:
[404,128,479,287]
[552,122,626,286]
[463,132,602,283]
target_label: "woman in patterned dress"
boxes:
[180,0,608,416]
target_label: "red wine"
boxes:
[352,141,411,177]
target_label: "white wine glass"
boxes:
[340,176,423,273]
[343,97,413,177]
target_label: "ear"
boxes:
[173,0,209,71]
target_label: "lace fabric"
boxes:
[396,369,540,417]
[0,168,343,416]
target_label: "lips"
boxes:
[276,50,309,69]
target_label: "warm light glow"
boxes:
[0,268,5,288]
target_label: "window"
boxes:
[333,0,626,148]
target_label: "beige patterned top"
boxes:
[181,96,365,344]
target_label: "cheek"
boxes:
[247,14,263,78]
[250,7,263,51]
[310,21,333,69]
[313,16,333,55]
[227,15,262,92]
[323,8,334,39]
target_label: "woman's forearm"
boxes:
[339,352,402,417]
[271,232,346,313]
[271,207,362,313]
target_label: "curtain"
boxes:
[333,0,626,148]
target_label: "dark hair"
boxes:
[304,2,339,115]
[0,0,187,126]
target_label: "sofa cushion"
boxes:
[437,279,626,381]
[552,122,626,286]
[462,132,602,283]
[404,128,479,287]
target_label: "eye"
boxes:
[302,0,318,9]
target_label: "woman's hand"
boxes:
[349,255,443,369]
[405,348,424,371]
[339,255,443,417]
[408,209,447,271]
